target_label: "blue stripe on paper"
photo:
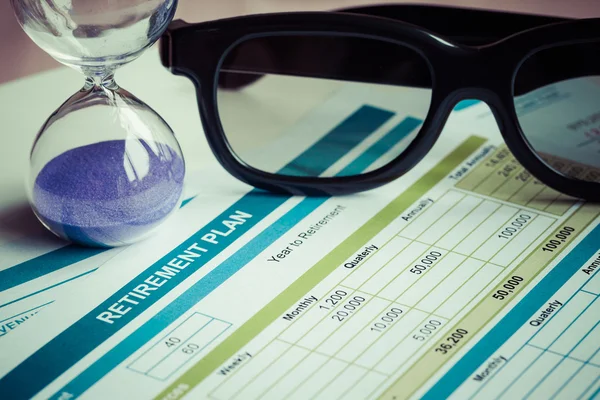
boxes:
[0,246,104,293]
[283,105,394,176]
[0,269,97,310]
[454,99,481,111]
[338,116,422,176]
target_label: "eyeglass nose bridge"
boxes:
[433,83,510,118]
[432,47,514,99]
[446,86,509,111]
[423,83,515,151]
[436,48,513,108]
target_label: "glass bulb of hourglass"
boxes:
[11,0,177,75]
[28,77,185,247]
[11,0,183,247]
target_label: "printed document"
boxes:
[0,78,598,400]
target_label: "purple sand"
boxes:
[32,140,185,247]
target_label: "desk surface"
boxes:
[1,0,599,85]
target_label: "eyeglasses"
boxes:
[159,4,600,201]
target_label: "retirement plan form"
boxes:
[0,79,599,400]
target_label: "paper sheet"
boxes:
[0,78,598,400]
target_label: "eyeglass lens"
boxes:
[216,34,433,178]
[513,41,600,184]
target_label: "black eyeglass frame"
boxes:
[160,5,600,200]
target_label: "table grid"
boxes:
[471,268,600,400]
[378,204,598,400]
[178,142,599,400]
[127,313,231,381]
[455,145,576,216]
[208,189,558,400]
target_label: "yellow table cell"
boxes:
[456,146,510,192]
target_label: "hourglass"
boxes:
[11,0,185,247]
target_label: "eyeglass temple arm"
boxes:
[163,5,582,95]
[339,4,570,45]
[219,5,578,94]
